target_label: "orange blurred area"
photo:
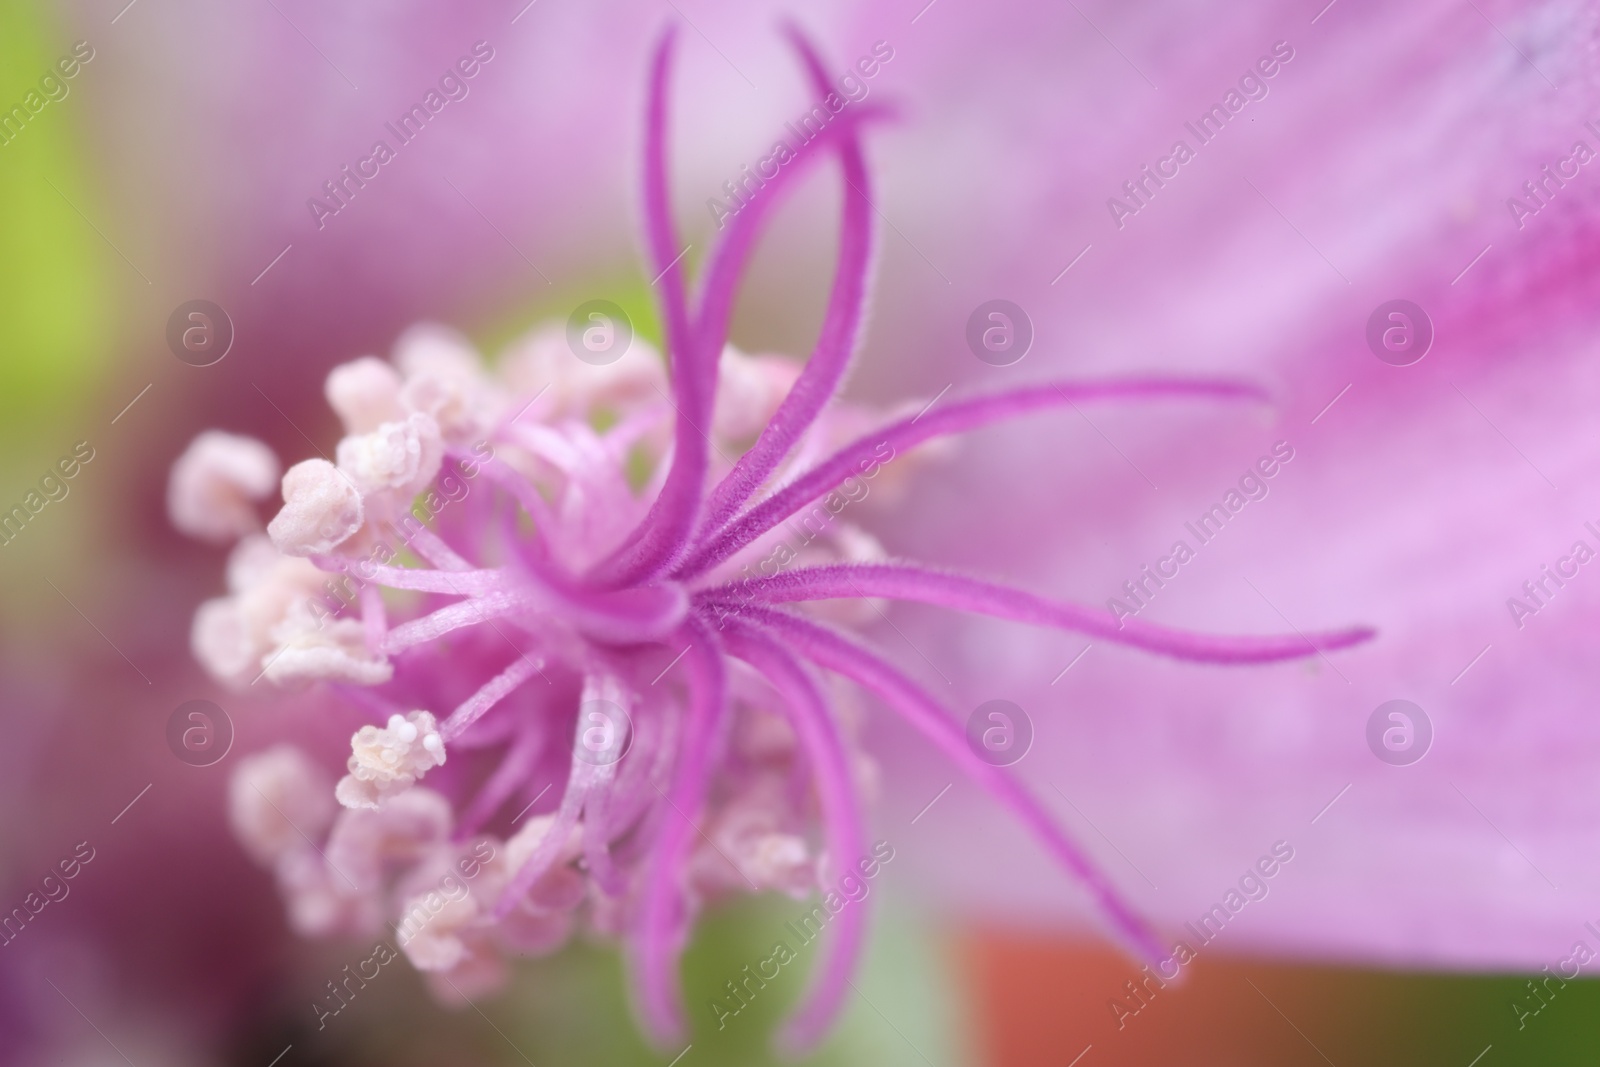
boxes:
[959,929,1302,1066]
[955,926,1554,1067]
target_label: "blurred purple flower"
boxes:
[167,23,1371,1051]
[55,0,1600,1057]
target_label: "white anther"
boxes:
[168,431,281,544]
[335,412,443,496]
[335,710,447,810]
[267,459,364,556]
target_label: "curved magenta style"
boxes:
[229,23,1376,1054]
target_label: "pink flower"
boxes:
[171,24,1371,1053]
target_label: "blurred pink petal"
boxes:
[865,0,1600,973]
